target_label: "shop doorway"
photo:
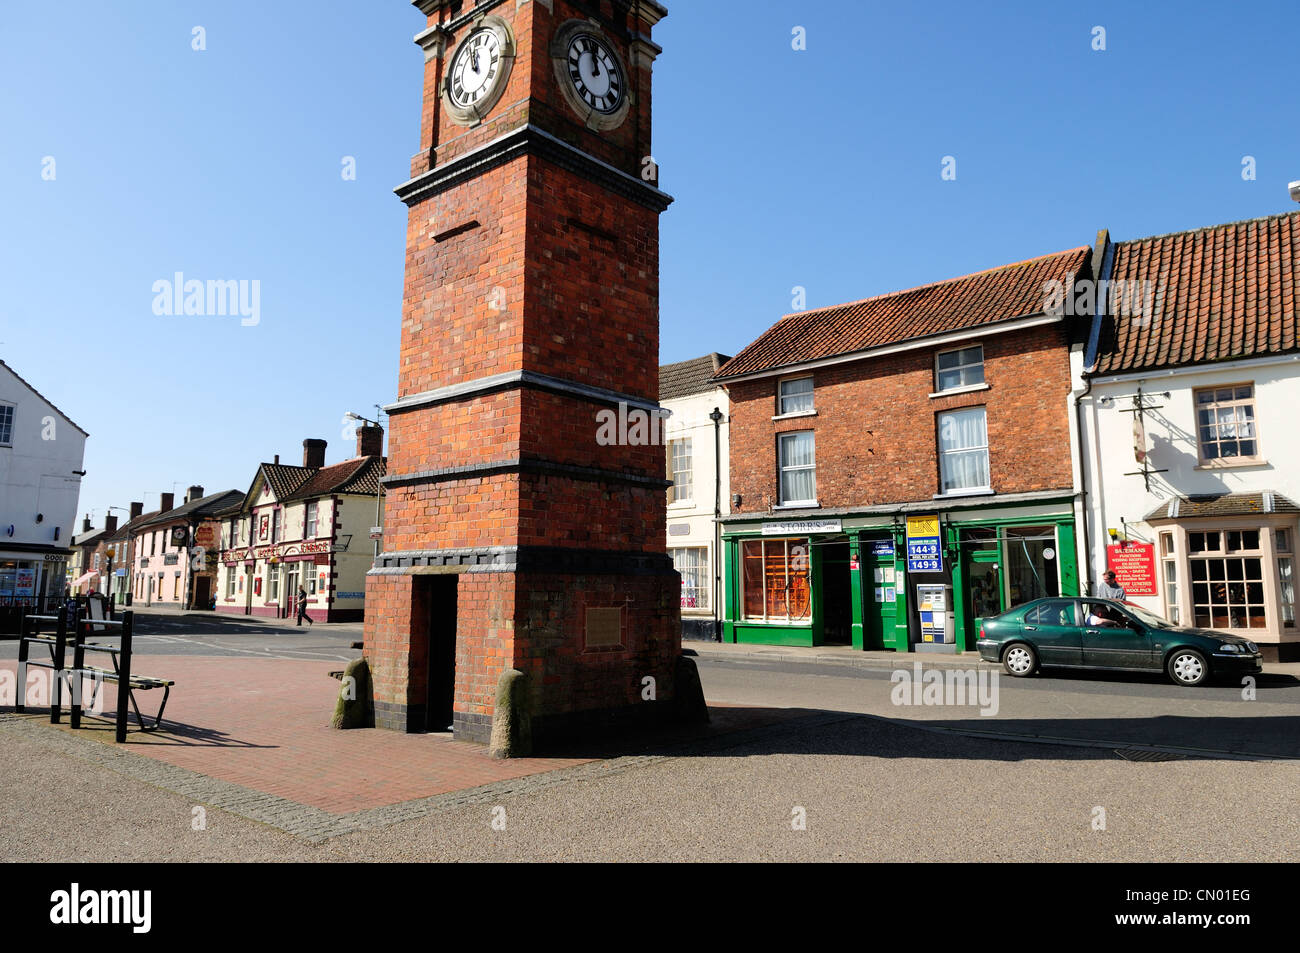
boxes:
[965,551,1004,646]
[420,575,458,732]
[860,538,898,649]
[821,542,852,645]
[285,567,299,619]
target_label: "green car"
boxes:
[975,597,1263,686]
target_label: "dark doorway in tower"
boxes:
[418,575,458,733]
[821,542,853,645]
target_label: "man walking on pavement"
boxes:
[1096,569,1126,601]
[296,583,313,626]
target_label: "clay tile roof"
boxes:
[1094,210,1300,375]
[283,456,386,502]
[1146,491,1299,521]
[659,353,731,400]
[261,463,313,500]
[715,247,1091,380]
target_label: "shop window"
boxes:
[778,376,814,415]
[305,501,318,538]
[667,439,693,503]
[938,407,990,493]
[1160,531,1179,624]
[1194,384,1259,462]
[935,344,985,392]
[1005,525,1060,605]
[778,432,816,505]
[1188,530,1266,629]
[0,403,13,446]
[741,537,811,622]
[671,547,709,609]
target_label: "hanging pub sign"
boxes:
[906,515,943,573]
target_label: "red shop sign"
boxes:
[1106,543,1158,597]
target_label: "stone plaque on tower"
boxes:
[364,0,682,748]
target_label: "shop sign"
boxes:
[761,519,841,536]
[16,568,35,595]
[1106,543,1158,596]
[195,525,216,547]
[906,515,943,573]
[870,540,895,557]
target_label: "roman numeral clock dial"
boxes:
[551,21,632,132]
[567,34,622,113]
[441,18,515,126]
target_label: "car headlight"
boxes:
[1218,643,1242,653]
[1246,641,1258,653]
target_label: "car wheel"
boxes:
[1167,648,1208,687]
[1003,642,1037,677]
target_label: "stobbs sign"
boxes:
[761,519,841,536]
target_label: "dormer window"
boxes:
[935,344,985,393]
[778,376,814,416]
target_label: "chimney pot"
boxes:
[356,423,385,458]
[303,438,327,469]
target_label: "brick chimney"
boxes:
[105,514,119,534]
[160,492,174,513]
[129,501,143,520]
[356,423,384,458]
[82,516,91,532]
[186,485,205,503]
[303,439,327,469]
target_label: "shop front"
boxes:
[721,499,1080,652]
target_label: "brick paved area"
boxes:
[0,656,796,822]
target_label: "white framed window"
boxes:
[671,547,710,610]
[935,345,985,392]
[271,509,281,543]
[225,568,236,598]
[938,407,990,493]
[667,439,693,503]
[1187,530,1266,630]
[778,376,814,415]
[1160,531,1179,624]
[305,501,318,538]
[1277,528,1295,629]
[268,563,280,602]
[778,431,816,505]
[0,403,13,446]
[1194,384,1259,462]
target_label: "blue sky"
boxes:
[3,1,1298,526]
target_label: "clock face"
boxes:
[565,32,624,114]
[449,28,504,110]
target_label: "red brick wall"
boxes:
[727,325,1075,511]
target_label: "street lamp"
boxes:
[346,409,387,561]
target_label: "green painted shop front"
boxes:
[721,502,1080,653]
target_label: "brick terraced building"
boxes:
[715,247,1095,652]
[364,0,681,741]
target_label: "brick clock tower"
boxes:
[365,0,682,747]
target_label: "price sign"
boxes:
[906,515,943,573]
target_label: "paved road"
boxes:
[695,653,1300,760]
[0,612,362,662]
